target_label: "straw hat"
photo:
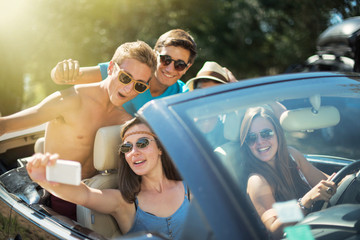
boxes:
[186,61,229,90]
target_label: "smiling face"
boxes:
[154,46,192,87]
[247,116,278,167]
[121,123,162,176]
[108,58,152,107]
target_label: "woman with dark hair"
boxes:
[239,107,337,239]
[27,117,189,240]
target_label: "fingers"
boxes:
[54,59,81,83]
[64,59,79,81]
[327,172,336,181]
[27,153,58,183]
[322,186,335,200]
[324,181,337,197]
[326,186,335,195]
[308,178,337,203]
[28,153,58,169]
[63,60,69,81]
[319,180,337,201]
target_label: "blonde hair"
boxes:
[112,40,157,74]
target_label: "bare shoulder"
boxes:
[248,173,268,187]
[73,83,109,105]
[56,85,81,101]
[247,173,272,197]
[73,83,100,97]
[37,86,81,113]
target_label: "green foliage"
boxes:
[0,0,357,115]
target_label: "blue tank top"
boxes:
[127,182,190,240]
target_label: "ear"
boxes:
[108,61,115,75]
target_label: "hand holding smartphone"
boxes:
[46,160,81,185]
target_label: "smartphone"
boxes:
[46,160,81,186]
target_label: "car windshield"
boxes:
[170,74,360,190]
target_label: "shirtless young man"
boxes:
[0,41,155,179]
[0,41,156,219]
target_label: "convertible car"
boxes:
[1,71,360,239]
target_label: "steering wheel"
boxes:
[311,160,360,212]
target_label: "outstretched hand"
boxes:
[26,153,59,184]
[51,59,83,84]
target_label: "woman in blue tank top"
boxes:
[117,117,190,239]
[27,117,189,240]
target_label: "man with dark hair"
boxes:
[51,29,198,116]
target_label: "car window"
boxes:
[172,76,360,192]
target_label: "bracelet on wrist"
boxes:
[298,198,312,212]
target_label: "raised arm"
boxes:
[0,87,80,136]
[26,153,128,215]
[51,59,103,85]
[290,147,328,184]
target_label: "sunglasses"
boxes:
[158,54,189,71]
[119,137,155,153]
[245,128,275,146]
[114,63,149,93]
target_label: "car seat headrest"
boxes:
[93,125,122,171]
[223,110,245,141]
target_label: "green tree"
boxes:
[0,0,357,115]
